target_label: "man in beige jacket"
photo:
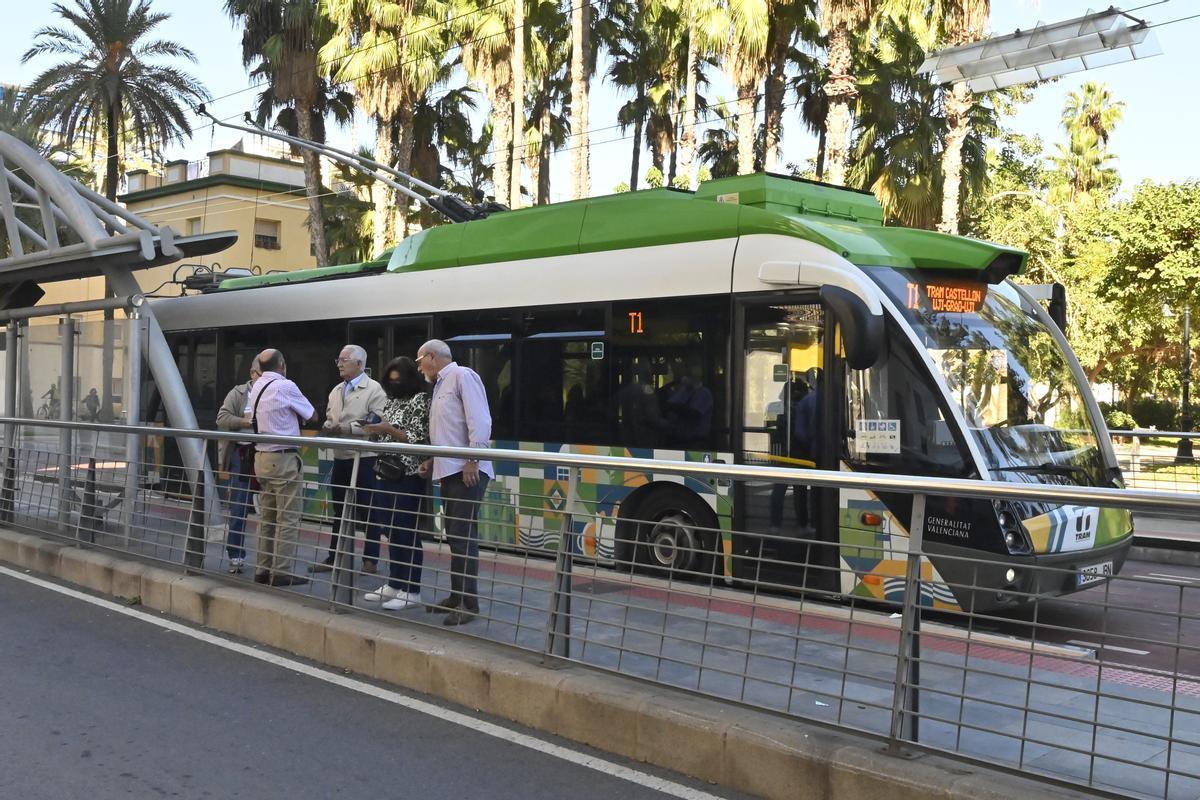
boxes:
[313,344,388,573]
[216,362,261,573]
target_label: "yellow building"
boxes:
[38,147,319,305]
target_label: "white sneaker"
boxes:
[382,591,421,611]
[363,584,399,602]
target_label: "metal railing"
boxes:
[1108,430,1199,495]
[3,415,1200,800]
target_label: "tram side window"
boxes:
[515,306,608,445]
[845,325,971,477]
[442,311,516,441]
[448,340,514,440]
[276,320,343,417]
[168,331,218,425]
[610,297,729,452]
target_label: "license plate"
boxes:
[1077,561,1113,586]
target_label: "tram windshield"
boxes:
[866,266,1107,487]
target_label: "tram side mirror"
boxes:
[820,285,886,370]
[1048,282,1068,334]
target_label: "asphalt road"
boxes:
[0,570,749,800]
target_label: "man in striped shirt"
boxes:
[245,349,318,586]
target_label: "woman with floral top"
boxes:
[361,356,431,610]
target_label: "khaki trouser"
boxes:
[254,450,303,575]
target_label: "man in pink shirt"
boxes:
[416,339,493,626]
[244,349,318,586]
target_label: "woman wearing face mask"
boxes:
[360,356,431,610]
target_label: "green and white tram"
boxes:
[152,173,1132,611]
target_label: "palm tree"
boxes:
[22,0,208,423]
[525,0,571,203]
[1063,81,1124,149]
[453,0,516,206]
[226,0,345,267]
[1050,82,1124,205]
[448,121,495,201]
[698,98,753,178]
[21,0,208,202]
[323,0,449,252]
[605,0,647,190]
[412,84,478,223]
[510,0,527,207]
[666,0,726,188]
[0,88,82,169]
[789,54,828,178]
[819,0,875,185]
[568,0,592,199]
[848,17,995,227]
[936,0,989,234]
[724,0,769,175]
[761,1,818,172]
[325,152,376,264]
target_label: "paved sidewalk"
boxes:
[11,490,1200,800]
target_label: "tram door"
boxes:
[734,299,839,591]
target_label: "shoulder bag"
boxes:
[374,397,413,482]
[242,378,281,487]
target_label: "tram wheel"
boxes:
[629,487,718,579]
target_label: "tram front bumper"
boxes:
[927,536,1133,612]
[1017,536,1134,600]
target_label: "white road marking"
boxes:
[0,565,725,800]
[1146,573,1199,582]
[1067,639,1151,656]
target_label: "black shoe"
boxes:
[268,574,309,587]
[254,572,270,584]
[442,609,476,626]
[425,595,460,614]
[309,556,334,573]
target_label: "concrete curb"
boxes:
[0,529,1101,800]
[1132,542,1200,566]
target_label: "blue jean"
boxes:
[372,472,426,594]
[328,456,381,562]
[225,447,253,559]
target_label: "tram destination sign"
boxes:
[906,280,985,315]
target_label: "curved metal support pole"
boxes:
[0,132,108,248]
[103,267,216,527]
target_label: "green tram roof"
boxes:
[218,174,1026,291]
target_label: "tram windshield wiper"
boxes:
[992,462,1094,486]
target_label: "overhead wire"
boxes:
[98,0,537,162]
[52,0,1188,226]
[1147,11,1200,29]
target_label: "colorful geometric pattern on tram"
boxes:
[481,441,732,560]
[838,489,960,611]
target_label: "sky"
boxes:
[1,0,1196,203]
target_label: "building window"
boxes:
[187,217,202,236]
[254,218,281,250]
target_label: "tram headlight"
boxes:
[994,502,1032,555]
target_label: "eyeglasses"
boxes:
[414,353,428,362]
[334,357,358,366]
